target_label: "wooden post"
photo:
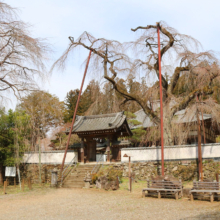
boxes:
[142,190,145,198]
[175,192,178,200]
[0,163,3,186]
[129,156,132,192]
[190,193,194,201]
[107,138,110,163]
[210,194,214,203]
[3,181,6,194]
[81,138,84,164]
[158,191,161,199]
[30,178,32,190]
[28,178,32,190]
[22,179,24,191]
[27,178,30,189]
[14,178,16,188]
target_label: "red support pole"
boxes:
[157,24,164,176]
[60,50,92,174]
[196,95,203,181]
[200,95,206,144]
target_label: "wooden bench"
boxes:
[142,180,182,200]
[190,181,220,202]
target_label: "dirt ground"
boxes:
[0,183,220,220]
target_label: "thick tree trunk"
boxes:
[163,111,174,146]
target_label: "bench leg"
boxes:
[175,192,178,200]
[210,194,214,203]
[158,192,161,199]
[142,190,145,198]
[190,193,194,201]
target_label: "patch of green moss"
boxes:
[92,166,123,184]
[128,119,142,126]
[124,111,136,119]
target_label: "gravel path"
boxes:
[0,187,220,220]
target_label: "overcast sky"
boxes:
[6,0,220,108]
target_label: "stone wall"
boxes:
[111,159,220,181]
[19,164,66,184]
[9,159,220,185]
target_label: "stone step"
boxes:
[63,186,84,189]
[69,173,86,176]
[65,178,85,182]
[75,170,93,173]
[63,184,85,188]
[78,166,94,168]
[62,164,97,188]
[70,176,86,179]
[68,175,84,178]
[75,170,93,172]
[73,169,91,171]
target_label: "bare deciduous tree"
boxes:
[52,22,220,146]
[0,2,50,101]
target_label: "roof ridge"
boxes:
[110,112,124,126]
[73,115,84,127]
[84,112,122,119]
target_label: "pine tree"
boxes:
[64,89,82,122]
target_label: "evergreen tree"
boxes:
[0,108,30,166]
[64,89,81,122]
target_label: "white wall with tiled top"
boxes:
[121,143,220,162]
[23,151,78,164]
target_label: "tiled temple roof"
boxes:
[66,112,131,134]
[133,107,212,129]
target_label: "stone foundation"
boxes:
[111,159,220,181]
[4,159,220,185]
[19,164,66,184]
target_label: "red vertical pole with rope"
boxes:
[200,95,206,144]
[157,24,165,176]
[196,94,203,181]
[60,50,92,174]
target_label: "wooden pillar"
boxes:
[107,138,110,163]
[89,139,96,161]
[3,181,6,194]
[81,138,85,164]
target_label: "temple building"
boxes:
[66,112,132,163]
[133,107,217,145]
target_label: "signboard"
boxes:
[5,167,16,177]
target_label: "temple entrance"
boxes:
[66,112,133,163]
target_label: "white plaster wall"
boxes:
[121,144,220,162]
[96,154,106,162]
[23,151,78,164]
